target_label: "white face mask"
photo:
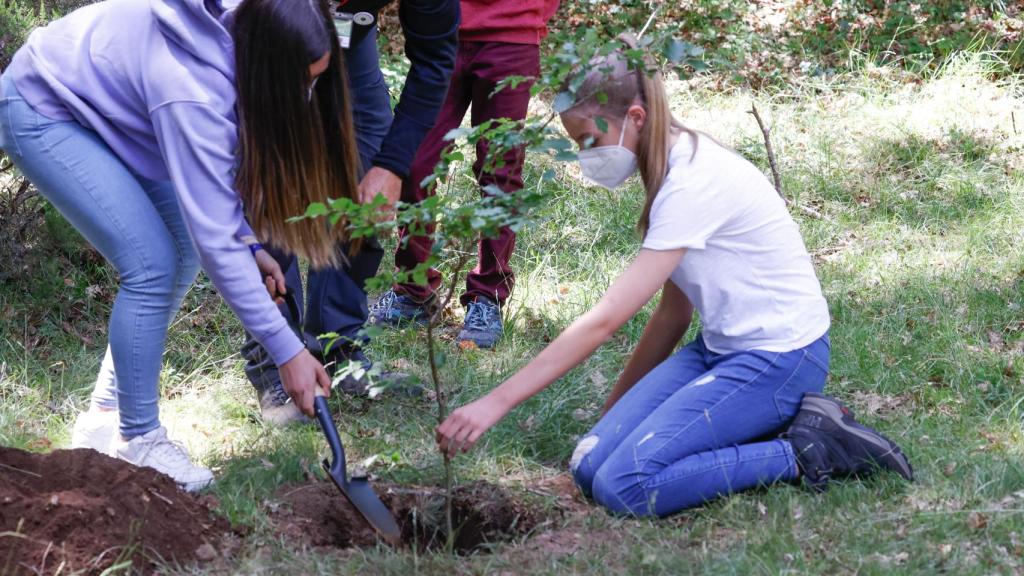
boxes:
[577,115,638,190]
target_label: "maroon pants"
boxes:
[394,41,540,306]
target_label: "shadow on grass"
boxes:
[805,125,1010,230]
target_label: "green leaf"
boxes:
[665,39,686,63]
[443,127,471,142]
[595,116,609,134]
[304,202,328,218]
[553,91,575,113]
[412,268,427,286]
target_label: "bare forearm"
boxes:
[435,249,689,456]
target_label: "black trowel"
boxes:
[313,388,401,544]
[281,291,401,543]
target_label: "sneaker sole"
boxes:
[801,393,913,481]
[181,476,215,493]
[456,331,502,349]
[369,314,430,328]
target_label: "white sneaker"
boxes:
[70,410,119,457]
[115,427,214,493]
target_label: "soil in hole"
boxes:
[272,480,547,554]
[0,447,234,575]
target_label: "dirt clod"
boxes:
[0,447,232,575]
[272,480,545,554]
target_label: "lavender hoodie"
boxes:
[7,0,304,366]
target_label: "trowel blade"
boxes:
[325,470,402,544]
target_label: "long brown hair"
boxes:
[233,0,361,269]
[565,34,690,237]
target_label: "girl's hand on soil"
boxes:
[280,350,331,416]
[436,394,510,456]
[254,248,286,303]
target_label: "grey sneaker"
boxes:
[783,392,913,491]
[368,289,435,327]
[457,296,503,349]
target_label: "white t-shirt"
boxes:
[642,133,830,354]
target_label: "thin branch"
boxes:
[0,462,42,478]
[426,247,472,554]
[793,202,835,224]
[748,102,783,198]
[637,4,661,39]
[748,102,836,224]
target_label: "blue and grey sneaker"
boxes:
[457,296,503,349]
[368,289,434,327]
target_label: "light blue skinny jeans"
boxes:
[0,74,199,438]
[571,332,830,517]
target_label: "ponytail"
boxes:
[565,34,688,237]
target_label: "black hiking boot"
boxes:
[783,392,913,491]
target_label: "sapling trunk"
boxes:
[425,250,472,553]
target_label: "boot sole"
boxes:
[370,314,430,328]
[801,393,914,481]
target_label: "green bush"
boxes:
[0,0,47,70]
[401,1,1024,85]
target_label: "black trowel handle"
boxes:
[313,388,347,480]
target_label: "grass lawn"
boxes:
[2,53,1023,574]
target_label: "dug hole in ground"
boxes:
[0,445,572,574]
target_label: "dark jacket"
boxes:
[337,0,459,179]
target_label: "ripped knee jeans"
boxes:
[570,332,830,517]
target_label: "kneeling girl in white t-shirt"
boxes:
[436,38,912,517]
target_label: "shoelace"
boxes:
[369,290,397,315]
[464,300,499,331]
[137,432,194,469]
[270,380,292,406]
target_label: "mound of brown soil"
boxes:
[0,447,232,575]
[272,480,547,554]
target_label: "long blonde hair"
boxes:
[565,34,689,237]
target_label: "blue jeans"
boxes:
[0,74,199,438]
[571,333,830,517]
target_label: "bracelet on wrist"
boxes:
[248,242,264,256]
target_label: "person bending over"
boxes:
[1,0,359,491]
